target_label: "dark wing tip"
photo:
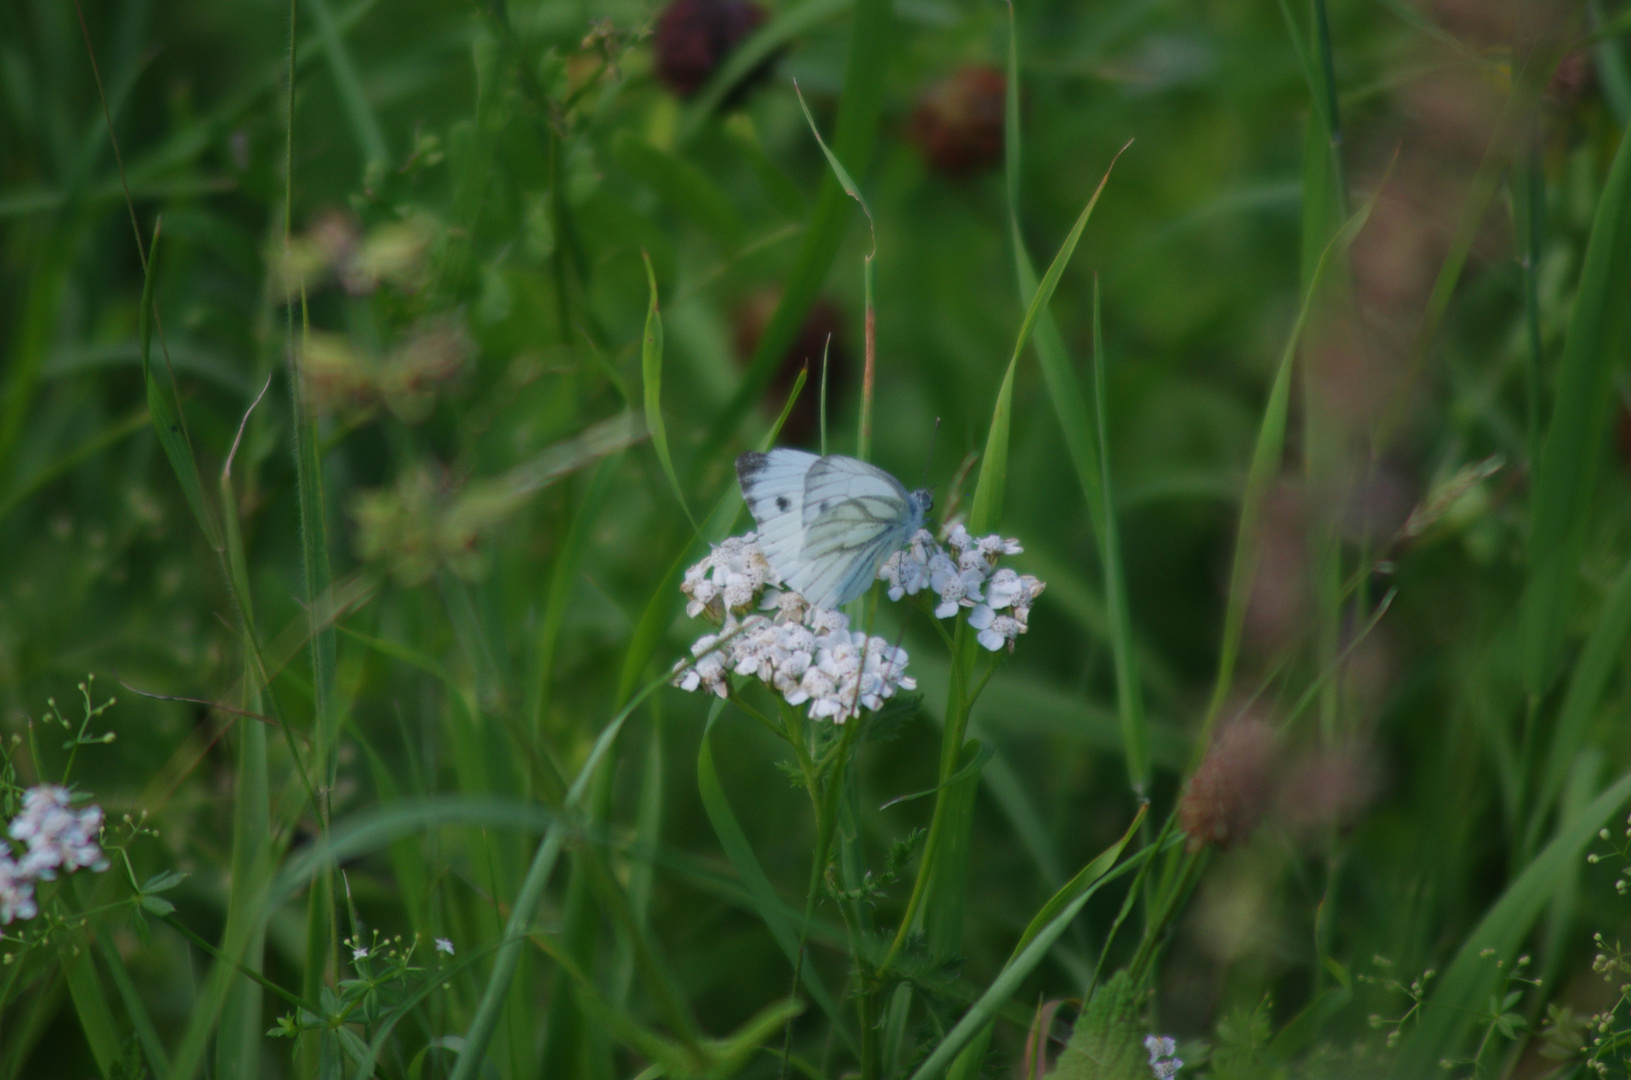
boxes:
[736,451,768,490]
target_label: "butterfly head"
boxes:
[909,487,934,526]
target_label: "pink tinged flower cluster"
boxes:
[673,539,916,722]
[878,525,1044,651]
[0,786,109,924]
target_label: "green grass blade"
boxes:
[304,0,387,164]
[138,226,222,551]
[697,704,858,1053]
[63,935,121,1080]
[1522,109,1631,697]
[1003,6,1146,792]
[641,253,698,534]
[443,666,677,1080]
[1390,769,1631,1078]
[1529,558,1631,850]
[1199,191,1377,745]
[724,115,806,220]
[97,930,172,1080]
[912,808,1153,1080]
[701,0,892,453]
[971,144,1126,534]
[792,80,873,239]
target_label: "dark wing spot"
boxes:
[775,495,791,511]
[820,500,831,512]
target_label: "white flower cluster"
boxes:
[673,537,916,722]
[680,533,780,620]
[0,785,109,925]
[1145,1035,1183,1079]
[877,524,1045,651]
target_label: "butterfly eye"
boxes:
[913,488,934,513]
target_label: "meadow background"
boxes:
[3,0,1631,1077]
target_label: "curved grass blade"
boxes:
[641,252,698,535]
[910,807,1155,1080]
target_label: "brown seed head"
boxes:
[653,0,768,99]
[1179,717,1278,853]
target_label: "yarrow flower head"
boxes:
[1145,1035,1183,1079]
[672,516,1045,717]
[8,785,108,880]
[673,536,916,722]
[680,533,779,620]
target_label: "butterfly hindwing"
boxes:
[736,449,925,610]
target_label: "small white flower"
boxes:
[967,605,1025,652]
[877,529,936,600]
[1145,1034,1182,1079]
[435,938,455,955]
[930,555,985,619]
[0,857,37,925]
[352,946,369,962]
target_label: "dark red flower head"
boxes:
[653,0,768,99]
[909,65,1008,177]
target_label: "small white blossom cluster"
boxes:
[1145,1035,1183,1079]
[877,524,1045,652]
[0,786,109,925]
[673,536,916,722]
[680,533,780,620]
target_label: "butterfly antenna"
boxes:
[921,417,942,496]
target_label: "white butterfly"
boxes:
[737,449,933,611]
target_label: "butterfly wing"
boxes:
[737,451,924,610]
[736,449,819,579]
[789,457,918,608]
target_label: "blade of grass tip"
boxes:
[641,252,699,535]
[305,0,387,164]
[914,809,1153,1080]
[1197,189,1378,752]
[676,0,853,143]
[445,668,683,1080]
[791,77,878,459]
[697,704,858,1054]
[617,368,807,704]
[1521,107,1631,700]
[699,0,892,456]
[972,141,1129,536]
[1003,5,1146,793]
[1389,769,1631,1078]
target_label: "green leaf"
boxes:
[63,936,122,1080]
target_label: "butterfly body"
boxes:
[737,449,932,610]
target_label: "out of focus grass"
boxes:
[4,0,1631,1077]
